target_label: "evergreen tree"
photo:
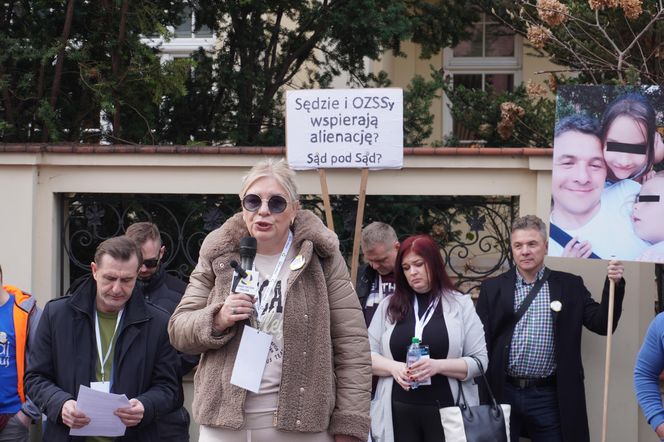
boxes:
[2,1,479,145]
[0,1,189,143]
[159,0,479,146]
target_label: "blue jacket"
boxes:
[634,312,664,432]
[25,276,180,441]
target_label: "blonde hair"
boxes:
[239,158,299,202]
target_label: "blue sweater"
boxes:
[635,312,664,433]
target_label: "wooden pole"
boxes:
[318,169,334,231]
[350,168,369,284]
[600,279,616,442]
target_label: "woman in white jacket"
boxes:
[368,234,488,442]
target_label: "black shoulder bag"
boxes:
[437,269,551,442]
[439,355,511,442]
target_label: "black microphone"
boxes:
[230,237,257,293]
[239,236,257,274]
[229,260,248,279]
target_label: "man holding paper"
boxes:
[25,236,180,441]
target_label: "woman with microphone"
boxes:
[169,158,371,442]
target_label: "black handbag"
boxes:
[439,356,511,442]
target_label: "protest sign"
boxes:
[286,88,403,170]
[549,85,664,263]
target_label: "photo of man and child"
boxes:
[549,85,664,263]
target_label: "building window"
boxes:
[142,6,215,60]
[452,17,515,58]
[443,14,521,144]
[173,7,213,39]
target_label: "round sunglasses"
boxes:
[242,194,289,214]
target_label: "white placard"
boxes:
[230,325,272,393]
[286,88,403,170]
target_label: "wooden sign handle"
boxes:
[350,168,369,284]
[318,169,334,231]
[600,278,616,442]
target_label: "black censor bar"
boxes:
[637,195,661,202]
[605,141,647,155]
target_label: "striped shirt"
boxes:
[507,267,556,378]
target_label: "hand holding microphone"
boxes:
[214,292,256,332]
[213,237,258,333]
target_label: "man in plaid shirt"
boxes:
[476,215,625,442]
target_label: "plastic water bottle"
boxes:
[406,337,421,389]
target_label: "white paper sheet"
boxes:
[230,325,272,393]
[69,385,131,437]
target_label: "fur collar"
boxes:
[200,209,339,261]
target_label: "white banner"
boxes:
[286,88,403,170]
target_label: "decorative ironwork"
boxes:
[61,193,517,297]
[61,194,238,294]
[335,194,517,296]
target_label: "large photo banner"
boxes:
[549,85,664,263]
[286,88,403,170]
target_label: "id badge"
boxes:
[90,381,111,393]
[419,345,432,386]
[230,325,272,393]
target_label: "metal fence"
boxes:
[61,193,518,296]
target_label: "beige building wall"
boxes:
[370,37,562,145]
[0,157,37,290]
[370,42,446,144]
[0,149,659,441]
[522,48,561,86]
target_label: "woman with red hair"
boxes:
[368,234,488,442]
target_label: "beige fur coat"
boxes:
[168,210,371,440]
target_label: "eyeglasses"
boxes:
[142,257,160,269]
[242,194,289,214]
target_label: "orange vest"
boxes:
[2,285,33,403]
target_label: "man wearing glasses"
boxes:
[126,222,197,442]
[125,222,186,312]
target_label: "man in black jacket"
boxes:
[25,236,180,442]
[476,215,625,442]
[356,222,399,326]
[126,222,187,312]
[126,222,198,441]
